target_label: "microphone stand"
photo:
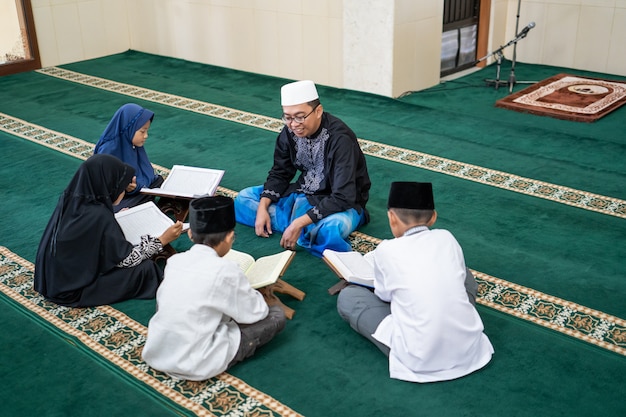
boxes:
[477,0,537,91]
[508,0,523,93]
[475,32,529,90]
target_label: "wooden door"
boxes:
[0,0,41,76]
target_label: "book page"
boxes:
[246,251,295,289]
[115,202,174,245]
[139,188,188,198]
[159,165,225,197]
[323,250,375,287]
[223,249,255,274]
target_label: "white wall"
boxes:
[392,1,444,97]
[29,0,626,98]
[492,0,626,76]
[31,0,128,67]
[343,0,395,96]
[123,0,347,87]
[1,0,27,63]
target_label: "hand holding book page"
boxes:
[115,201,189,245]
[224,249,296,289]
[141,165,225,198]
[322,249,375,288]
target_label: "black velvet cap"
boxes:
[387,182,435,210]
[189,196,236,234]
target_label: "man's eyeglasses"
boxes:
[281,104,319,125]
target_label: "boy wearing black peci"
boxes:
[337,182,493,383]
[142,196,286,380]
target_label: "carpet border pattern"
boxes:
[33,66,626,220]
[0,247,302,417]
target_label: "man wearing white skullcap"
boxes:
[234,80,371,257]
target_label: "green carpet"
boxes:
[0,294,187,417]
[1,51,625,417]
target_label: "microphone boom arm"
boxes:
[474,27,533,66]
[475,21,536,91]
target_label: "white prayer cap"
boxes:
[281,80,319,106]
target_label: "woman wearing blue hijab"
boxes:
[94,103,164,211]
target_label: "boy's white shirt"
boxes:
[142,244,268,381]
[369,229,494,383]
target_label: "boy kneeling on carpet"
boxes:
[142,196,286,381]
[337,182,494,383]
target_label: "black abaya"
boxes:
[34,154,163,307]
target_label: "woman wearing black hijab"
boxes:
[34,154,182,307]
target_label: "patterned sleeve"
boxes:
[117,235,163,268]
[262,128,296,201]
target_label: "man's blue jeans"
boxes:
[234,185,366,258]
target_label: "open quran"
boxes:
[141,165,225,198]
[114,201,188,245]
[224,249,296,289]
[322,249,375,289]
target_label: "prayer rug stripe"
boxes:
[0,247,302,417]
[1,113,625,356]
[33,67,626,220]
[495,74,626,122]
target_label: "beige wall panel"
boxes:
[27,0,626,98]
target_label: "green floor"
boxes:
[1,51,624,416]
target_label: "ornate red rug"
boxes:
[495,73,626,122]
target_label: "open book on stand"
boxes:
[322,249,375,289]
[141,165,225,198]
[115,201,189,245]
[224,249,295,289]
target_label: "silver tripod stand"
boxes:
[507,0,537,92]
[476,0,537,91]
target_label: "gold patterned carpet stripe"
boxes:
[2,112,625,358]
[34,67,626,220]
[0,247,302,417]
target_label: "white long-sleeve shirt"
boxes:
[142,244,268,380]
[369,228,494,382]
